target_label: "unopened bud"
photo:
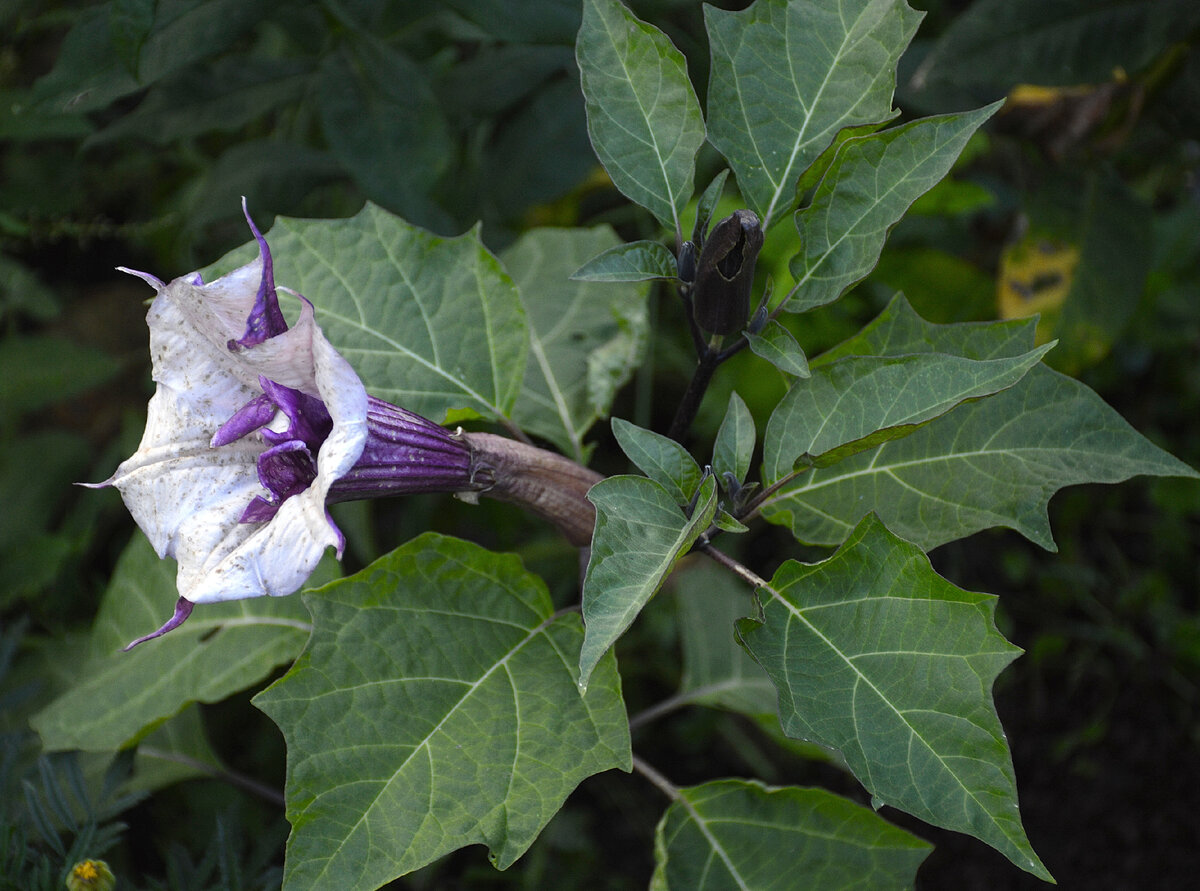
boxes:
[677,240,697,284]
[692,210,763,335]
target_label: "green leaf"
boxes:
[31,534,324,752]
[184,140,344,235]
[739,514,1051,880]
[763,342,1054,478]
[907,0,1200,101]
[109,0,156,78]
[505,227,650,461]
[443,0,583,44]
[31,0,270,114]
[705,0,923,230]
[792,120,892,205]
[651,779,931,890]
[577,0,705,233]
[712,509,749,534]
[761,297,1199,549]
[580,475,717,687]
[570,239,679,282]
[317,37,454,232]
[611,417,702,504]
[712,391,755,488]
[676,562,775,717]
[745,320,811,378]
[786,104,1002,312]
[207,203,528,426]
[816,293,1037,365]
[253,533,631,889]
[87,56,310,147]
[479,77,595,222]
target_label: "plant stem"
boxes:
[632,754,680,800]
[667,348,719,442]
[629,691,694,731]
[699,541,769,589]
[735,466,809,524]
[137,748,286,807]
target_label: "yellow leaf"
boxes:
[996,236,1080,338]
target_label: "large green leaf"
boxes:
[739,514,1050,880]
[579,475,717,687]
[763,342,1052,478]
[786,104,1001,312]
[503,227,649,461]
[207,203,528,426]
[253,533,631,890]
[705,0,923,231]
[651,779,931,890]
[577,0,705,233]
[32,534,325,752]
[760,297,1198,549]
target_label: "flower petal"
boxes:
[110,234,368,606]
[122,597,195,651]
[229,197,288,349]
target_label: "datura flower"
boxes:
[93,202,481,648]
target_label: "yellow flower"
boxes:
[66,859,115,891]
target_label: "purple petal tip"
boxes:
[123,597,195,651]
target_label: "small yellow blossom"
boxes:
[66,859,115,891]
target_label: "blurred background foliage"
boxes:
[1,0,1197,887]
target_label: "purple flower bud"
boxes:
[692,210,764,335]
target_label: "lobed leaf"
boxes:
[32,534,322,752]
[761,297,1199,549]
[786,104,1002,312]
[504,227,650,461]
[577,0,705,233]
[651,779,931,890]
[254,533,631,890]
[739,514,1051,880]
[206,203,528,427]
[763,342,1053,479]
[705,0,923,231]
[579,475,717,687]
